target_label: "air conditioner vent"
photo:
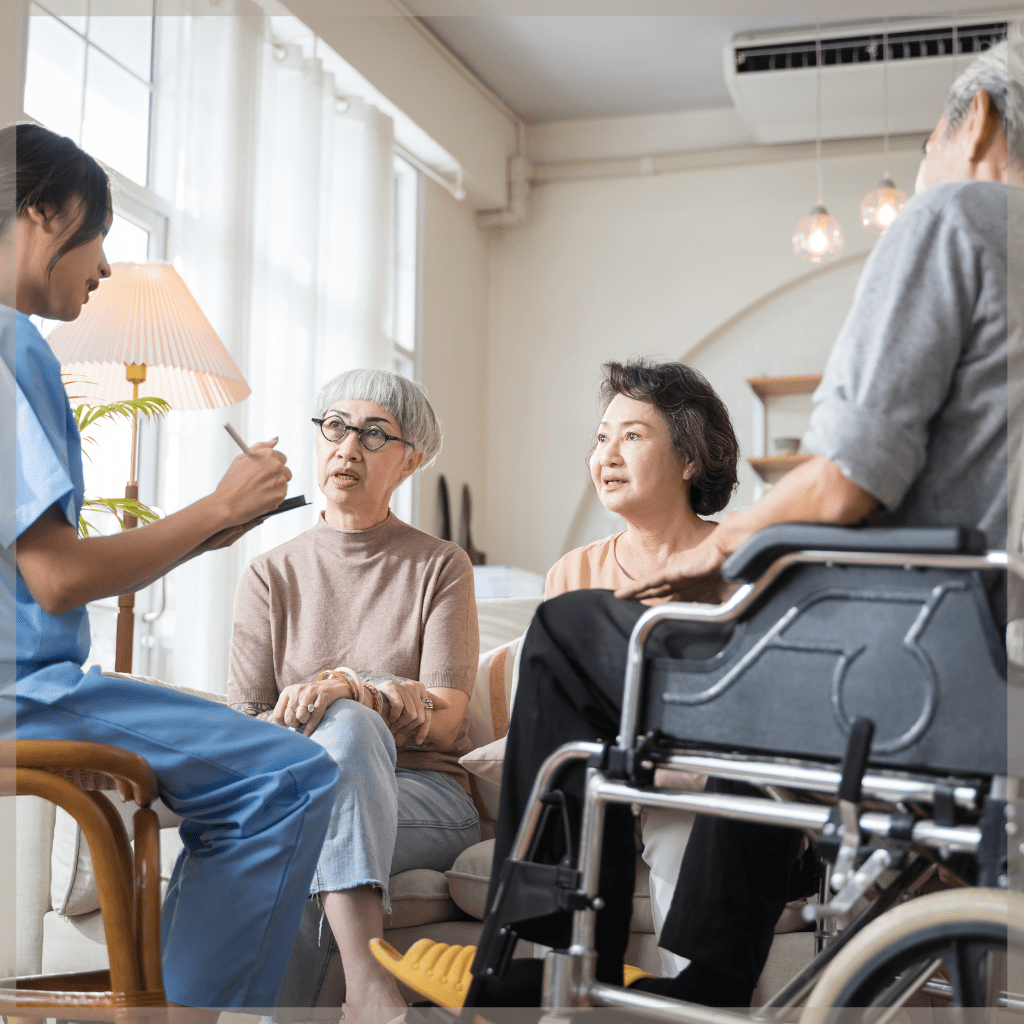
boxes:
[735,22,1007,74]
[724,16,1013,144]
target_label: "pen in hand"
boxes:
[224,423,252,455]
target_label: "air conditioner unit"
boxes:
[724,16,1010,145]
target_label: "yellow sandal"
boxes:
[369,938,655,1008]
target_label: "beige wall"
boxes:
[417,178,491,544]
[483,144,924,575]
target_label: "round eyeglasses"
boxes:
[312,416,416,452]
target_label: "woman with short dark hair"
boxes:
[545,358,738,599]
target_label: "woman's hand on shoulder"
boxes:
[358,671,449,746]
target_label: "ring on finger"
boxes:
[307,703,317,713]
[420,697,434,710]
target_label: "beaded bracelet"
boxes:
[316,667,361,703]
[363,683,385,716]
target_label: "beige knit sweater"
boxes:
[228,511,478,789]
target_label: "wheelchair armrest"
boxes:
[721,523,988,582]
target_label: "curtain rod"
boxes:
[394,142,466,201]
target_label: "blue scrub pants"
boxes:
[15,664,341,1008]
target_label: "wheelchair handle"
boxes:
[839,717,875,804]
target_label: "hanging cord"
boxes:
[882,18,890,178]
[815,26,824,205]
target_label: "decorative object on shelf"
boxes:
[437,474,452,541]
[746,375,821,483]
[792,29,844,263]
[860,19,908,236]
[47,261,250,674]
[459,484,486,566]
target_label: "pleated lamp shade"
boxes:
[47,261,251,410]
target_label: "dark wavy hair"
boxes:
[598,359,739,516]
[0,122,110,271]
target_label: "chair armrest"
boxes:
[722,524,988,583]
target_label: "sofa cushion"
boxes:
[476,598,541,654]
[462,635,527,821]
[459,735,505,786]
[446,839,653,933]
[51,795,182,917]
[15,795,55,977]
[387,869,457,929]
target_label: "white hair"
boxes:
[313,368,443,468]
[945,22,1024,169]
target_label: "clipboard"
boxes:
[248,494,310,525]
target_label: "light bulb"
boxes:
[859,178,907,235]
[792,205,844,263]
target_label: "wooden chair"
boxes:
[3,740,165,1014]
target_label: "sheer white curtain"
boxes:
[167,14,395,693]
[244,40,395,560]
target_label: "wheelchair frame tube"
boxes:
[585,981,755,1022]
[619,548,1009,752]
[508,741,604,862]
[569,767,605,956]
[655,754,980,810]
[591,778,983,853]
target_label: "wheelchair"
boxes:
[463,524,1024,1022]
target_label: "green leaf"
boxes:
[78,497,162,536]
[73,396,171,435]
[61,376,169,537]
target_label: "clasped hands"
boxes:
[269,671,448,744]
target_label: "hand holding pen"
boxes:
[214,425,292,527]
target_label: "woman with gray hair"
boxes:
[227,368,479,1015]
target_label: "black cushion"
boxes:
[722,523,988,583]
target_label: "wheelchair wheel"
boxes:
[800,888,1024,1023]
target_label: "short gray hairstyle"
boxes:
[944,22,1024,169]
[313,368,443,468]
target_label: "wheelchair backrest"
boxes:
[645,556,1007,777]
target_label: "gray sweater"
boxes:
[803,180,1012,549]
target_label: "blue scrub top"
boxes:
[1,307,91,678]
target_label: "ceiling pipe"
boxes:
[476,155,533,230]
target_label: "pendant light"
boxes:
[793,31,844,262]
[860,20,907,235]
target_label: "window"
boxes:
[25,2,154,187]
[24,2,171,679]
[21,8,426,686]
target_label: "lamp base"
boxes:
[114,482,139,674]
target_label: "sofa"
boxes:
[13,594,814,1008]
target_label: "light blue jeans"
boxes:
[275,698,480,1013]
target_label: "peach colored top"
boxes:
[545,531,682,607]
[544,532,632,599]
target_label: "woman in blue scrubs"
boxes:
[3,122,341,1009]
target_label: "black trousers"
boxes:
[486,589,802,986]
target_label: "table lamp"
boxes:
[47,261,251,673]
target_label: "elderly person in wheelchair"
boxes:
[373,28,1023,1019]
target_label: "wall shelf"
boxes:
[747,375,822,491]
[746,454,813,482]
[746,375,822,400]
